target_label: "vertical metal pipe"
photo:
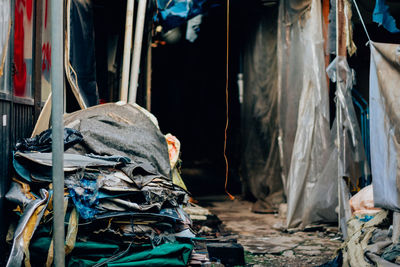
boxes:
[50,0,65,265]
[128,0,147,104]
[33,0,43,123]
[146,43,152,111]
[335,0,341,234]
[120,0,135,102]
[336,0,347,236]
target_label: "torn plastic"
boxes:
[370,41,400,211]
[327,56,370,235]
[241,6,283,212]
[15,128,83,153]
[326,57,370,186]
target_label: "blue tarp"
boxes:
[156,0,208,30]
[373,0,400,33]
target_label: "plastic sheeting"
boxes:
[278,0,333,228]
[370,41,400,211]
[241,7,284,212]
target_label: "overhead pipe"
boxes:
[128,0,147,104]
[120,0,135,102]
[50,0,65,265]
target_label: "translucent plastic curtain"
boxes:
[277,0,333,228]
[241,7,284,212]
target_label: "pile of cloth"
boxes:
[5,103,209,266]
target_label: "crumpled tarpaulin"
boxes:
[278,0,333,228]
[339,210,400,266]
[373,0,400,33]
[370,41,400,211]
[241,7,284,212]
[15,128,83,153]
[64,103,172,180]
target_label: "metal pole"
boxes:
[336,0,346,235]
[128,0,147,104]
[120,0,135,102]
[335,0,341,233]
[33,0,43,122]
[51,0,65,265]
[146,43,152,111]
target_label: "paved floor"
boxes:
[198,196,342,266]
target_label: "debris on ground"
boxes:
[199,196,342,266]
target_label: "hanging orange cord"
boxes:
[224,0,235,200]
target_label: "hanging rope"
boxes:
[351,0,371,44]
[224,0,235,200]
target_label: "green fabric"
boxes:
[68,242,193,267]
[73,241,120,252]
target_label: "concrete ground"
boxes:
[198,196,342,266]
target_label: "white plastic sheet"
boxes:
[370,41,400,211]
[278,0,332,228]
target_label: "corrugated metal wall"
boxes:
[12,103,34,142]
[0,99,34,263]
[0,99,11,264]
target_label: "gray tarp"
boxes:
[241,6,284,212]
[64,103,172,180]
[370,41,400,211]
[278,0,333,228]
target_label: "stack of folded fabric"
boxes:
[5,103,210,267]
